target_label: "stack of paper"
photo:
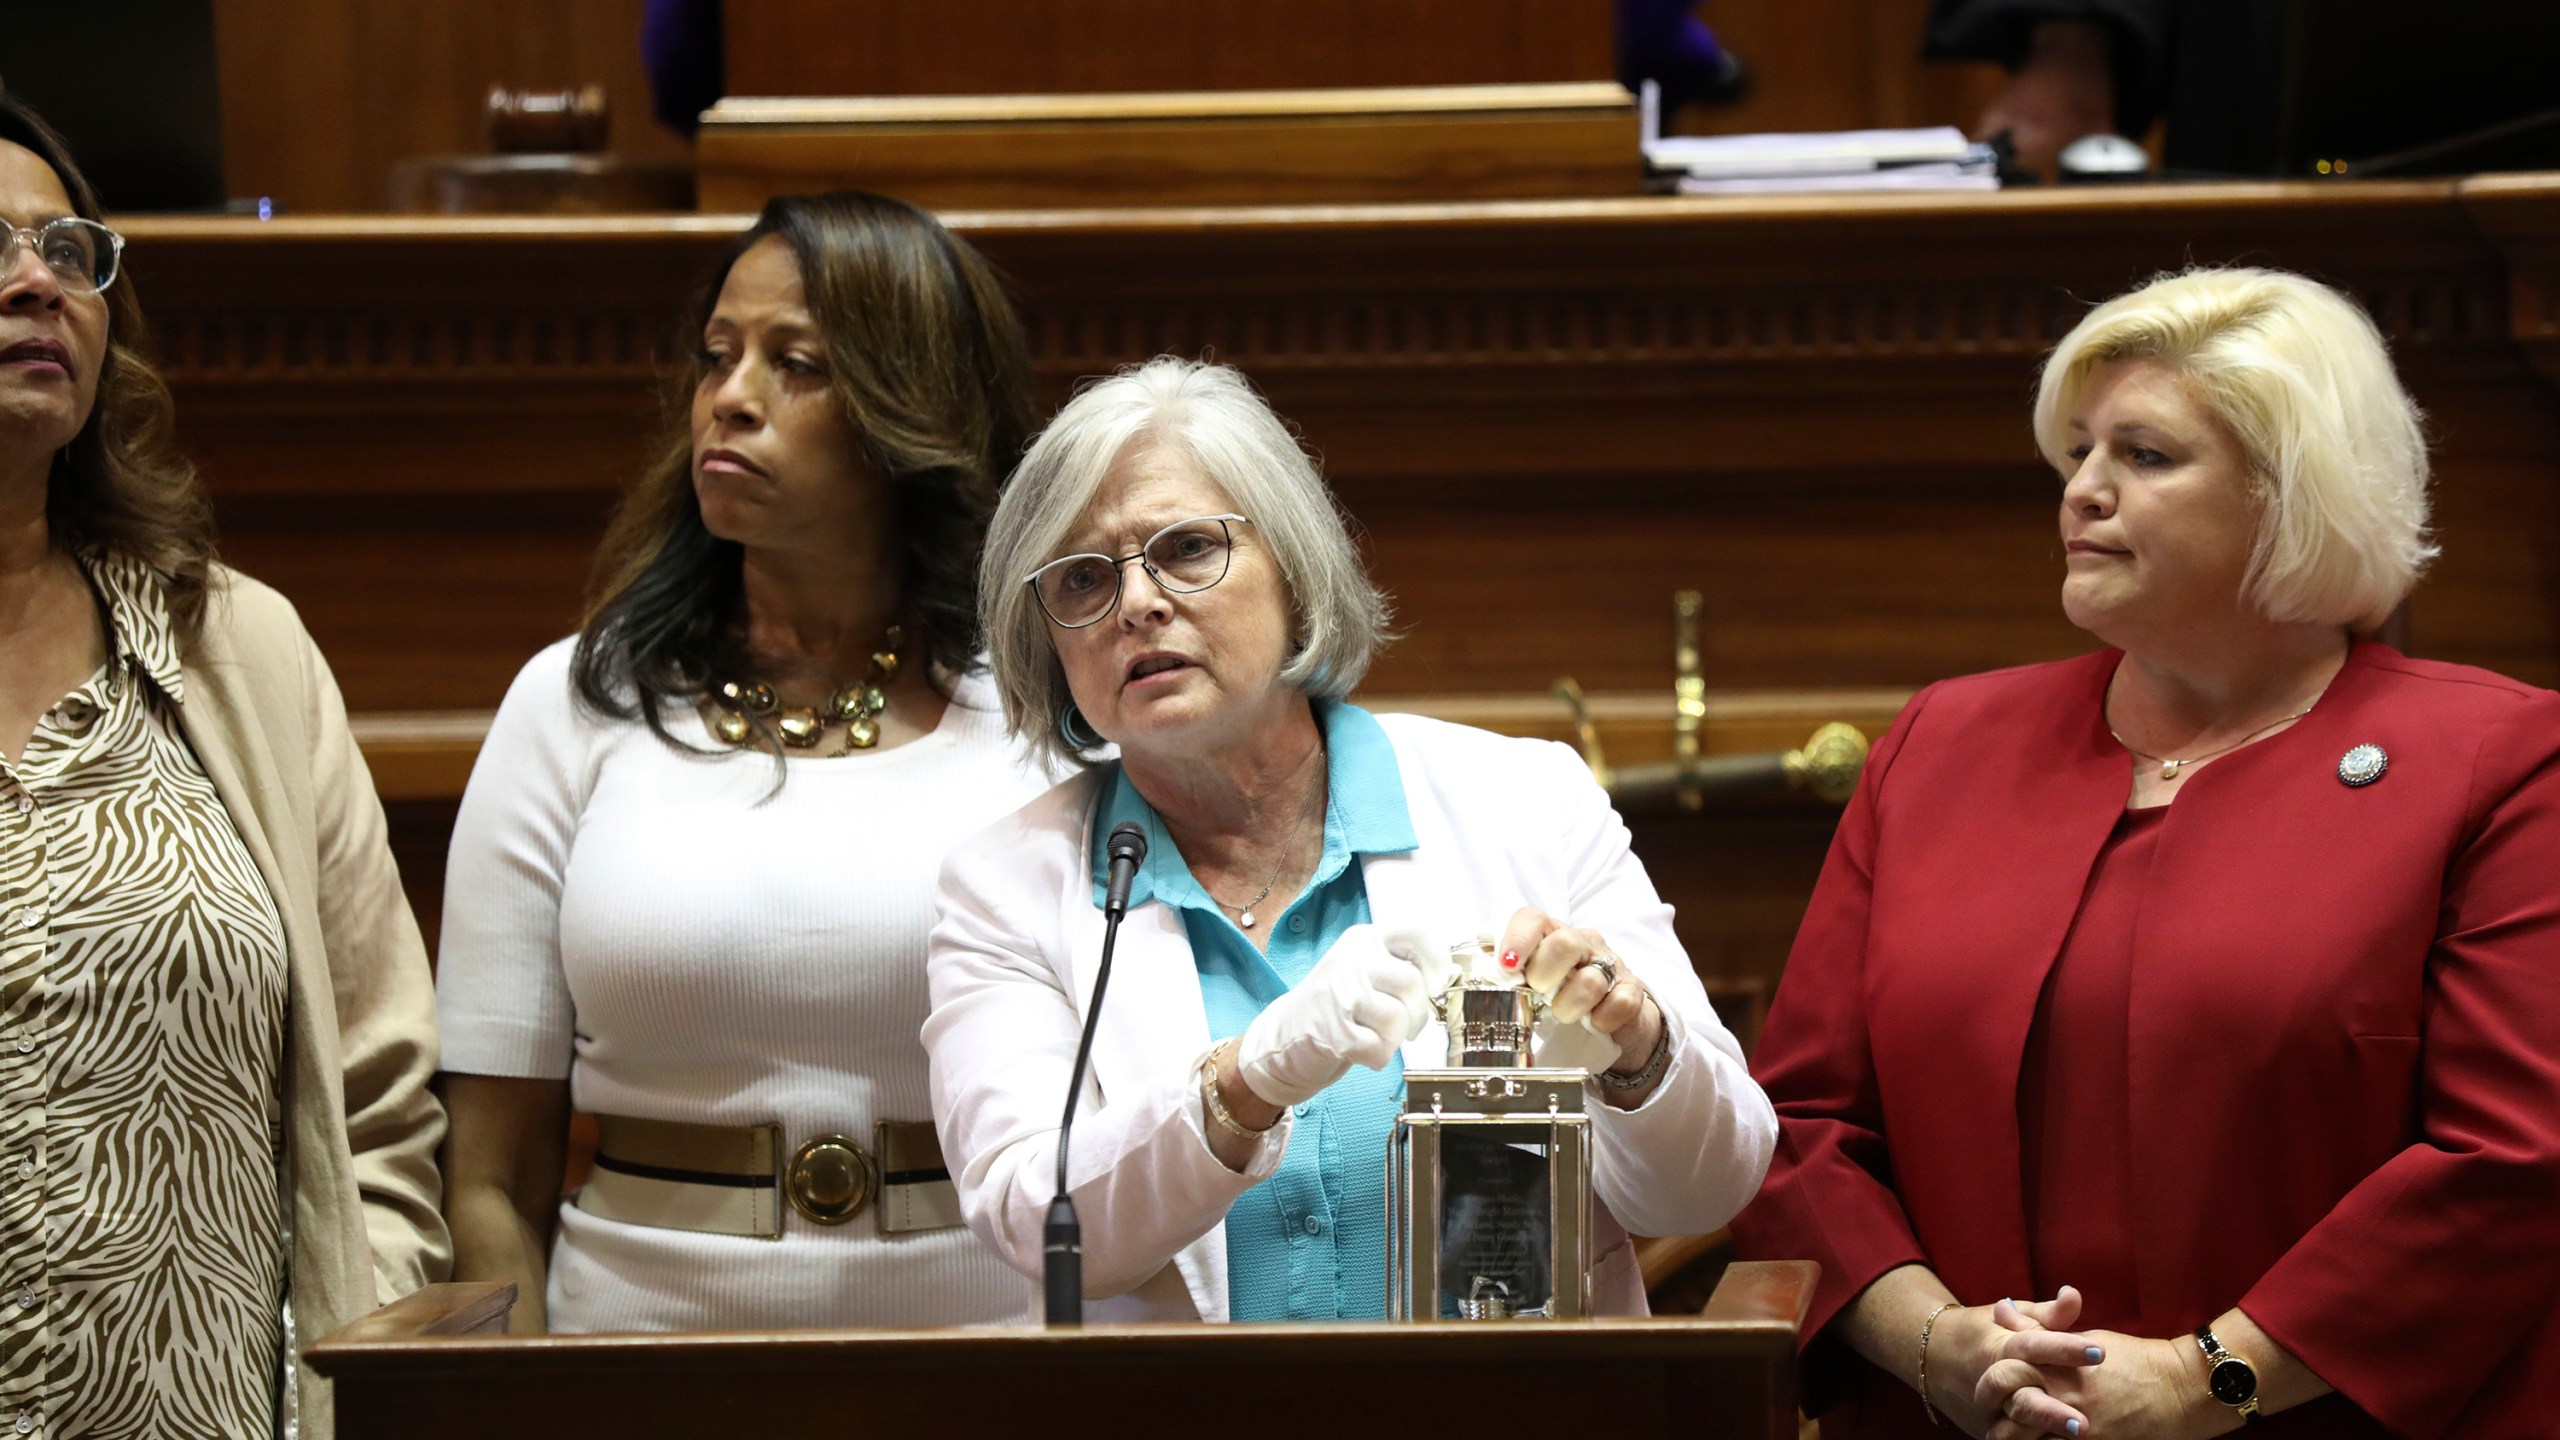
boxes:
[1637,83,2000,194]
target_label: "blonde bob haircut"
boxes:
[2033,267,2435,633]
[981,357,1393,768]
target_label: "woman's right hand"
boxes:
[1940,1288,2107,1439]
[1234,925,1445,1107]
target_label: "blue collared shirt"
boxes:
[1090,700,1419,1320]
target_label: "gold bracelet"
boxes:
[1198,1046,1266,1140]
[1917,1300,1961,1427]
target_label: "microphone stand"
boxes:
[1046,820,1148,1327]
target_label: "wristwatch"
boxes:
[2195,1327,2262,1425]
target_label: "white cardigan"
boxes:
[925,711,1776,1322]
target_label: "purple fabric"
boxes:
[1617,0,1732,107]
[643,0,725,138]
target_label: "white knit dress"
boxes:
[435,640,1066,1332]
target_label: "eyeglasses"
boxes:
[1026,514,1252,628]
[2,218,124,297]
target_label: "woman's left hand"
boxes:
[1985,1302,2221,1440]
[1502,907,1665,1081]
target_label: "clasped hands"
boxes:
[1232,908,1662,1109]
[1934,1287,2220,1440]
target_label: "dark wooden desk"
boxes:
[309,1261,1818,1440]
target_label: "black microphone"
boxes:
[1046,820,1149,1326]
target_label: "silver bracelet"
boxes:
[1595,997,1675,1091]
[1918,1300,1961,1426]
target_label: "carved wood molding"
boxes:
[1011,283,2084,375]
[148,305,666,386]
[2461,175,2560,393]
[120,180,2543,403]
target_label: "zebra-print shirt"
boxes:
[0,552,288,1439]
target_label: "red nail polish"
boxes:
[1499,950,1521,969]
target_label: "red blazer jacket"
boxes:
[1731,643,2560,1439]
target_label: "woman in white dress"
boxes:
[435,192,1063,1332]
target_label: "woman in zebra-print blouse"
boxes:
[0,97,448,1439]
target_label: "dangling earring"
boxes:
[1058,700,1103,751]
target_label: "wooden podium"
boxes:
[308,1261,1817,1439]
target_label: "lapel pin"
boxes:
[2338,743,2388,787]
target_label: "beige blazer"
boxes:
[176,566,450,1439]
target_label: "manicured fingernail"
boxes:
[2085,1345,2104,1363]
[1499,950,1521,969]
[2066,1421,2081,1437]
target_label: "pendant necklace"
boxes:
[1216,820,1309,930]
[1220,860,1286,931]
[2109,703,2313,781]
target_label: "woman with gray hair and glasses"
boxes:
[924,357,1774,1322]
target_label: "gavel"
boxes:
[486,85,610,155]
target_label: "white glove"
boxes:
[1235,925,1447,1108]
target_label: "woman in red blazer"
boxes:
[1732,267,2560,1440]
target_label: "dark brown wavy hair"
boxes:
[572,192,1038,755]
[1,96,213,643]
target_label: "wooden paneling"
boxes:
[211,0,690,214]
[111,180,2560,984]
[696,85,1642,212]
[122,181,2557,703]
[723,0,1615,98]
[198,0,2015,215]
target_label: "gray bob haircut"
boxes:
[980,357,1393,768]
[2034,267,2435,633]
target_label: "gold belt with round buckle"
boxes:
[785,1133,879,1226]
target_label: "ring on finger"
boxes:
[1575,954,1619,989]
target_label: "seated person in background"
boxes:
[1928,2,2128,177]
[1734,267,2560,1437]
[926,357,1775,1321]
[436,192,1066,1333]
[1929,1,2560,180]
[0,97,444,1438]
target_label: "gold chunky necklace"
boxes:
[708,623,903,754]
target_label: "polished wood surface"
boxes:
[326,1282,521,1343]
[310,1263,1814,1440]
[383,87,700,215]
[390,155,696,215]
[696,84,1643,210]
[724,0,1614,97]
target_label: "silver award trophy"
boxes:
[1386,937,1593,1320]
